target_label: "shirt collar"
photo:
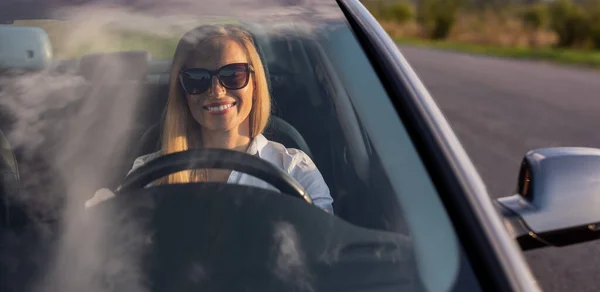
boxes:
[246,134,268,157]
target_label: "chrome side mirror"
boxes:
[497,147,600,250]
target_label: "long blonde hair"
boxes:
[160,24,271,184]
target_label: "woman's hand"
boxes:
[85,188,116,208]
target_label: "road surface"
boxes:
[399,45,600,292]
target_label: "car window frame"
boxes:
[335,0,541,292]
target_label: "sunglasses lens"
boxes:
[219,64,249,89]
[181,70,211,94]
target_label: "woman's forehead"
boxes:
[187,39,249,69]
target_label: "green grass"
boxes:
[113,31,179,59]
[395,37,600,69]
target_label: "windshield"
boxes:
[0,1,467,291]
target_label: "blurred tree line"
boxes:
[363,0,600,50]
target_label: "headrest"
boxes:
[0,25,53,71]
[79,51,151,82]
[0,129,18,181]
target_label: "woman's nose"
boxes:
[207,76,226,97]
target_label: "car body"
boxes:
[1,0,599,291]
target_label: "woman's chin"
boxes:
[198,113,251,135]
[200,121,238,133]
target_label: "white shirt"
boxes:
[111,134,333,213]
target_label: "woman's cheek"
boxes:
[186,96,205,123]
[241,97,253,118]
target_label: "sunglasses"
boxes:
[179,63,253,95]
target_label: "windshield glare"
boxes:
[0,1,462,291]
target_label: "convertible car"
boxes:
[0,0,598,291]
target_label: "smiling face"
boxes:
[184,38,254,134]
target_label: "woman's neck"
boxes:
[201,127,252,152]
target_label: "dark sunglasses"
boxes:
[179,63,253,95]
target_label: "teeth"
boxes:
[206,103,234,111]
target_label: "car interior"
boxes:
[0,23,409,231]
[0,22,421,291]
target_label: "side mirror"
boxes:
[0,26,53,71]
[497,147,600,251]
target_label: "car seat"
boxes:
[0,129,20,227]
[0,25,53,227]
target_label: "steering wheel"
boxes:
[116,149,312,204]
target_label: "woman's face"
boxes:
[184,38,254,134]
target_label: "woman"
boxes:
[127,24,333,213]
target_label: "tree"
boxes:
[549,0,591,47]
[417,0,462,40]
[521,3,549,47]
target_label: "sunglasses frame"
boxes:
[179,63,254,95]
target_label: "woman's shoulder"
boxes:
[260,137,333,213]
[259,138,316,172]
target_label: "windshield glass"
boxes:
[13,19,179,59]
[0,1,465,291]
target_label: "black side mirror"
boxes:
[497,147,600,251]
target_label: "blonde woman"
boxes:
[127,24,333,213]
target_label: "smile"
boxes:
[203,102,236,114]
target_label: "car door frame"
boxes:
[336,0,540,291]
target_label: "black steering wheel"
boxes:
[116,149,312,204]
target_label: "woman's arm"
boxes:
[86,152,162,208]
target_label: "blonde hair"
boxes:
[160,24,271,184]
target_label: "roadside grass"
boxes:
[112,31,179,59]
[374,8,600,69]
[395,36,600,69]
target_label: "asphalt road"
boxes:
[399,46,600,292]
